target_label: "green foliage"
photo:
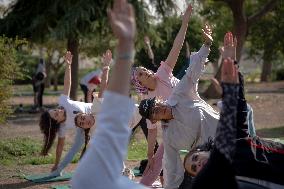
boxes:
[135,15,219,76]
[0,36,26,123]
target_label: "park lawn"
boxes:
[0,137,147,166]
[1,126,283,167]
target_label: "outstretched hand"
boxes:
[102,49,112,67]
[222,32,237,60]
[64,51,73,65]
[202,23,213,46]
[221,58,239,84]
[107,0,136,42]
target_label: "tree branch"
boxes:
[248,0,277,26]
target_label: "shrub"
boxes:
[0,36,26,123]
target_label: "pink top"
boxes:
[146,61,180,129]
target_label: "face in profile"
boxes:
[150,103,172,123]
[48,108,65,123]
[184,151,210,177]
[136,67,156,90]
[75,113,95,129]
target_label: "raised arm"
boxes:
[98,49,112,98]
[144,36,155,66]
[165,4,192,69]
[63,51,73,96]
[184,24,212,82]
[214,58,239,162]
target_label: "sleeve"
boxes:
[71,91,140,189]
[185,45,210,83]
[155,61,173,80]
[214,83,239,162]
[57,126,66,138]
[129,104,142,129]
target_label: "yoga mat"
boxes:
[132,167,142,177]
[24,172,73,183]
[51,185,71,189]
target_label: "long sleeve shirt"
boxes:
[162,45,220,189]
[71,91,148,189]
[192,84,239,189]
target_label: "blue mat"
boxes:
[24,172,73,183]
[51,185,71,189]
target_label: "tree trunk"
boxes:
[67,37,79,100]
[53,69,58,91]
[45,55,52,88]
[229,0,248,62]
[260,47,273,82]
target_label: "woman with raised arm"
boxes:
[39,51,94,179]
[71,0,148,188]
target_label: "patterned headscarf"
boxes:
[131,67,148,95]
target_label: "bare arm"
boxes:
[165,4,192,69]
[144,36,155,65]
[107,1,135,96]
[51,137,65,171]
[98,50,112,98]
[63,51,73,96]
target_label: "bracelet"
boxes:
[116,51,135,62]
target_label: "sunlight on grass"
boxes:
[127,139,147,160]
[0,137,147,166]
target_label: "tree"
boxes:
[0,0,177,100]
[248,3,284,81]
[0,36,25,123]
[200,0,278,98]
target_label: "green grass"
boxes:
[256,126,284,141]
[0,137,147,166]
[127,138,147,160]
[0,137,81,166]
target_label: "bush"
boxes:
[274,68,284,81]
[0,36,26,123]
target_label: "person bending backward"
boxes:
[72,0,148,188]
[39,51,94,178]
[138,28,219,189]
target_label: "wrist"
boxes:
[102,66,110,71]
[204,41,212,47]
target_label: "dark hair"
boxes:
[80,128,91,159]
[184,138,214,175]
[74,113,92,159]
[39,111,61,155]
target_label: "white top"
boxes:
[80,70,102,86]
[58,95,92,137]
[71,91,148,189]
[91,96,142,129]
[162,45,220,189]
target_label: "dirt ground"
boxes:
[0,81,284,189]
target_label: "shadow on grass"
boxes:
[257,126,284,139]
[0,180,47,189]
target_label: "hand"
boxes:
[102,49,112,67]
[143,157,155,176]
[64,51,73,65]
[51,164,58,172]
[144,36,150,45]
[202,23,213,46]
[222,32,237,60]
[182,4,193,24]
[210,78,222,96]
[221,58,239,84]
[107,0,136,42]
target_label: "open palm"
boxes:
[107,0,136,41]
